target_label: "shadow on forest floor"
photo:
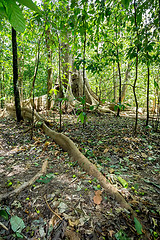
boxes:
[0,113,159,239]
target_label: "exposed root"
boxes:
[0,160,48,202]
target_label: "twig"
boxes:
[0,222,8,231]
[44,195,63,220]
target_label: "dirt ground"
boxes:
[0,112,160,240]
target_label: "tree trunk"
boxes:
[133,0,139,133]
[146,66,150,126]
[121,64,131,103]
[12,27,23,122]
[0,52,4,109]
[18,36,24,102]
[113,66,117,102]
[45,28,53,110]
[115,22,122,117]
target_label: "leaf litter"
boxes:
[0,113,159,239]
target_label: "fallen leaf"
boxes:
[41,160,48,173]
[44,141,50,147]
[49,215,58,227]
[112,147,119,153]
[93,190,102,205]
[104,148,109,153]
[141,153,147,158]
[109,230,115,237]
[68,219,79,227]
[55,151,60,156]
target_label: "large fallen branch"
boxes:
[21,108,130,208]
[0,160,48,202]
[6,106,150,238]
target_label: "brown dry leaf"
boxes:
[44,141,50,147]
[109,230,115,237]
[49,215,58,227]
[55,150,60,157]
[41,160,48,173]
[68,219,80,227]
[103,147,109,153]
[112,147,119,153]
[93,190,102,205]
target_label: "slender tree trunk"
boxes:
[99,76,102,101]
[82,28,87,128]
[0,48,3,108]
[113,66,117,102]
[133,0,139,133]
[133,55,139,133]
[0,39,3,109]
[18,37,24,102]
[45,29,53,110]
[115,22,122,117]
[121,63,130,103]
[30,38,41,139]
[12,27,23,122]
[117,54,122,117]
[146,66,150,126]
[58,39,62,132]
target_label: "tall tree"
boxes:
[12,27,23,121]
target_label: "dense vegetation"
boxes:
[0,0,159,117]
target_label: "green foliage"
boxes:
[0,209,9,220]
[0,0,40,32]
[77,111,87,124]
[134,217,143,235]
[10,215,25,234]
[117,176,128,188]
[115,229,130,240]
[36,173,55,184]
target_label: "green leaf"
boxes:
[17,0,41,13]
[77,112,85,124]
[115,229,129,239]
[0,6,7,18]
[121,0,130,9]
[134,217,143,235]
[5,0,25,32]
[117,177,128,188]
[16,232,24,238]
[10,216,25,233]
[0,210,9,220]
[89,105,94,110]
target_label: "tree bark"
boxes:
[12,27,23,122]
[146,66,150,126]
[113,66,117,102]
[45,28,53,110]
[121,64,131,103]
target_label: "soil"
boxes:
[0,112,160,240]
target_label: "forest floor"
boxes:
[0,112,160,240]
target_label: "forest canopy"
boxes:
[0,0,159,124]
